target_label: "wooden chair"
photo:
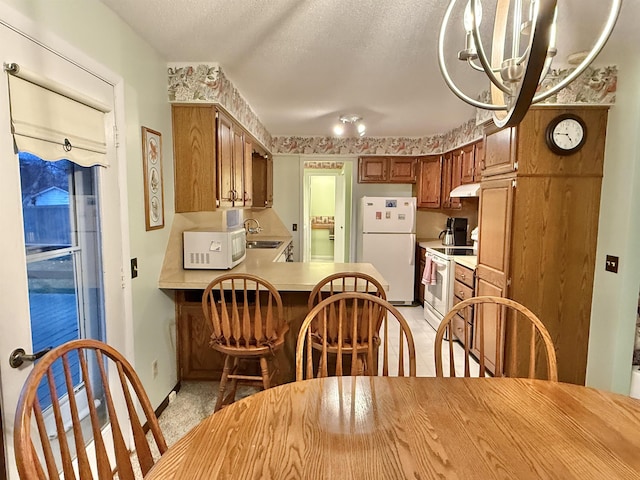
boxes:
[307,272,386,310]
[14,339,167,480]
[296,292,416,380]
[307,272,387,362]
[202,273,288,411]
[435,296,558,381]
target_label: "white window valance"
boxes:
[6,63,111,167]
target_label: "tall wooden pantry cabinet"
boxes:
[476,106,609,384]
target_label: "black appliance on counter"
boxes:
[451,217,468,246]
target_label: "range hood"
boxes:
[450,183,480,198]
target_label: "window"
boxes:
[20,152,105,413]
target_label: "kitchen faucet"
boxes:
[244,218,262,234]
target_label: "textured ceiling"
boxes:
[99,0,635,138]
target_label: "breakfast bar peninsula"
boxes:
[159,211,388,383]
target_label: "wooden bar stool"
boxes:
[202,273,288,411]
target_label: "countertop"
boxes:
[417,239,478,269]
[159,211,388,291]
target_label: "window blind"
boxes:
[7,64,111,167]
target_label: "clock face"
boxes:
[546,114,587,155]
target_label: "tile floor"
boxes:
[381,304,480,377]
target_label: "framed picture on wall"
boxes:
[141,126,164,230]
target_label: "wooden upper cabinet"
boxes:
[243,138,253,205]
[171,104,217,213]
[414,155,442,208]
[252,152,273,208]
[172,104,270,212]
[389,157,416,183]
[358,156,416,183]
[460,143,476,184]
[218,111,253,207]
[473,139,484,182]
[482,124,516,177]
[217,111,234,207]
[358,156,386,182]
[442,151,462,210]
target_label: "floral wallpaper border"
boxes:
[167,63,616,156]
[168,63,272,150]
[304,161,345,170]
[273,65,616,156]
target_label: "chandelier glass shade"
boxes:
[333,114,366,137]
[438,0,622,127]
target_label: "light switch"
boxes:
[605,255,619,273]
[131,258,138,278]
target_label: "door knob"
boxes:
[9,347,52,368]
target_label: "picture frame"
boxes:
[141,126,164,230]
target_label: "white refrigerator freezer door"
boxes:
[361,197,416,233]
[362,233,416,303]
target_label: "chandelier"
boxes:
[333,114,366,137]
[437,0,621,127]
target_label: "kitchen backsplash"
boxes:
[416,202,478,243]
[167,63,616,156]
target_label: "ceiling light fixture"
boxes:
[333,114,366,137]
[438,0,621,127]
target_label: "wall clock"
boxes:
[545,113,587,156]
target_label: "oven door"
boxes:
[423,253,451,318]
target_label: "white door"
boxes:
[302,173,312,262]
[0,14,129,479]
[334,171,346,262]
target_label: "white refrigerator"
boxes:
[360,196,416,304]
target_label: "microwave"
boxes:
[183,227,246,269]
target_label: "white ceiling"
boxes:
[98,0,636,138]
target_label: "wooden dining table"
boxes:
[145,376,640,479]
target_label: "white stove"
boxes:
[423,245,474,331]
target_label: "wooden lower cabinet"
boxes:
[176,290,310,383]
[472,277,505,374]
[452,263,475,349]
[177,302,223,380]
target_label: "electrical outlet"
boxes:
[292,223,298,231]
[131,258,138,279]
[152,359,158,379]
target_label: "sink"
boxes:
[246,240,283,249]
